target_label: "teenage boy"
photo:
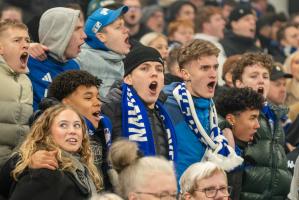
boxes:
[216,87,264,200]
[77,5,131,98]
[0,70,112,198]
[102,45,177,161]
[163,39,242,181]
[0,20,32,169]
[231,52,291,200]
[28,7,86,110]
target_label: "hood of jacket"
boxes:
[39,7,80,63]
[82,43,125,62]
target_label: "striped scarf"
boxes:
[122,83,177,161]
[173,83,243,171]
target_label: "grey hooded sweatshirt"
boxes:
[38,7,80,62]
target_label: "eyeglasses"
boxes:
[135,191,177,200]
[194,186,232,198]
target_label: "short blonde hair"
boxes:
[179,162,227,199]
[0,20,27,38]
[177,39,220,69]
[139,32,167,46]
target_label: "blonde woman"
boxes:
[9,104,102,200]
[139,32,169,65]
[283,50,299,106]
[108,139,177,200]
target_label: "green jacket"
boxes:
[240,103,292,200]
[0,58,33,169]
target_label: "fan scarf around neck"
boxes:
[121,83,177,162]
[173,82,243,171]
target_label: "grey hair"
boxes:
[179,162,227,199]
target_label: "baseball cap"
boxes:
[270,65,293,81]
[229,4,255,25]
[85,5,128,50]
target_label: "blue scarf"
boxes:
[193,97,211,133]
[173,83,243,171]
[262,102,276,135]
[84,116,112,148]
[121,83,177,161]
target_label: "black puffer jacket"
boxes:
[240,103,292,200]
[102,91,169,158]
[220,30,261,57]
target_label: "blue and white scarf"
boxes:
[262,102,276,135]
[173,83,243,171]
[121,83,177,161]
[85,116,112,148]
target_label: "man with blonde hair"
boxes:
[163,39,242,181]
[0,20,32,169]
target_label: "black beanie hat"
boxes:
[124,45,164,77]
[229,4,255,25]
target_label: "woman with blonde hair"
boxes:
[108,139,177,200]
[9,104,102,200]
[283,50,299,106]
[139,32,169,65]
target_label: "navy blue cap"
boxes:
[270,65,293,81]
[85,6,128,50]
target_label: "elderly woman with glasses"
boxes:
[179,162,232,200]
[108,139,177,200]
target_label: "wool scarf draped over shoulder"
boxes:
[173,82,243,171]
[121,83,177,162]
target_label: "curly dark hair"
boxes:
[48,70,102,101]
[216,87,264,118]
[232,52,273,86]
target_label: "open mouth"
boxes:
[149,81,158,92]
[257,87,264,94]
[66,138,78,144]
[125,36,130,46]
[249,28,255,34]
[20,52,29,65]
[92,111,100,119]
[129,14,136,20]
[207,81,216,89]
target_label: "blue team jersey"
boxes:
[28,56,80,110]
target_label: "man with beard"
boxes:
[102,45,178,162]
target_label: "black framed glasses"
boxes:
[135,191,177,200]
[194,186,232,198]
